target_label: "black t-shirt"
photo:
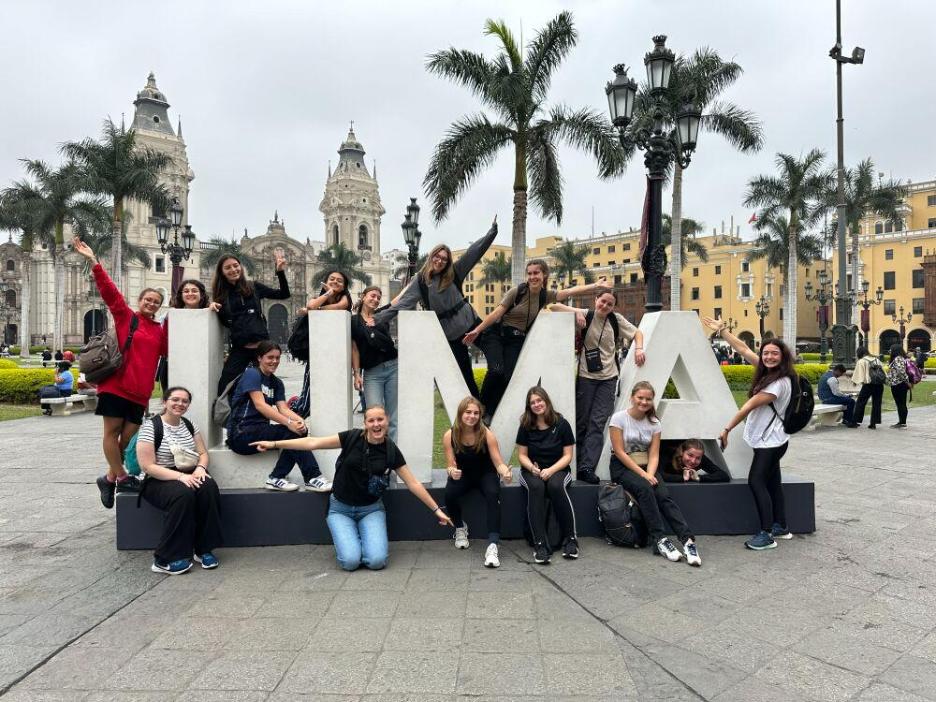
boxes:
[515,417,575,468]
[351,314,398,370]
[331,429,407,506]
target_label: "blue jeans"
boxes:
[227,423,321,482]
[818,394,856,423]
[363,359,398,441]
[326,495,388,571]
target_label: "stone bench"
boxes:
[43,393,98,416]
[115,471,816,549]
[812,403,844,427]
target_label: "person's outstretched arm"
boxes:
[453,217,498,281]
[701,316,759,366]
[556,276,610,302]
[251,435,342,452]
[395,465,454,526]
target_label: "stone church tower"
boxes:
[319,128,385,263]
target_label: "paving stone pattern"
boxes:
[1,362,935,700]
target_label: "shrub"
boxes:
[0,368,79,403]
[0,359,18,370]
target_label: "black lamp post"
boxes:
[755,295,770,343]
[401,197,422,284]
[804,269,833,362]
[892,305,912,344]
[606,36,701,313]
[0,281,12,345]
[155,197,195,298]
[857,279,883,345]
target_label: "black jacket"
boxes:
[217,270,290,347]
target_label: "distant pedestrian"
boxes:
[914,347,928,371]
[817,364,858,427]
[852,345,884,429]
[887,344,911,428]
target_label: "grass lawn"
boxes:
[0,404,41,422]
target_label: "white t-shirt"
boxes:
[137,417,201,471]
[743,377,792,449]
[609,409,661,454]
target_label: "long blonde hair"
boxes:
[420,244,455,292]
[452,396,488,454]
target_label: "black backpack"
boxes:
[575,310,621,354]
[508,283,548,315]
[597,483,647,548]
[416,270,472,322]
[287,316,309,362]
[769,374,814,436]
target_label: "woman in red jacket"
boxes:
[74,238,168,509]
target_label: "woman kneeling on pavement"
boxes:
[443,396,512,568]
[226,341,331,493]
[253,405,454,571]
[137,386,222,575]
[608,381,702,566]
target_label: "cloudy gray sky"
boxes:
[2,0,934,253]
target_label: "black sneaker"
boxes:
[533,544,551,565]
[96,475,115,509]
[577,470,600,485]
[562,537,579,559]
[116,475,142,493]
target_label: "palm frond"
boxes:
[702,101,764,152]
[483,19,522,71]
[480,251,512,284]
[540,105,627,179]
[425,49,500,110]
[526,129,563,223]
[200,237,258,276]
[524,10,577,102]
[314,242,370,288]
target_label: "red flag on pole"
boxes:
[748,212,758,224]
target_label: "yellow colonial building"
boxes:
[832,178,936,353]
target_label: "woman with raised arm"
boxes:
[351,286,398,439]
[136,386,221,575]
[442,396,512,568]
[374,217,498,397]
[702,316,796,551]
[289,269,353,418]
[252,405,454,571]
[226,341,331,493]
[516,386,577,565]
[609,382,701,565]
[212,252,290,396]
[73,237,168,510]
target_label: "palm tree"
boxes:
[662,213,707,268]
[62,118,171,291]
[425,12,627,285]
[549,240,590,287]
[748,213,824,275]
[823,159,906,315]
[630,48,763,309]
[744,150,830,343]
[0,191,47,357]
[479,251,512,285]
[200,236,258,276]
[393,252,427,281]
[313,242,370,288]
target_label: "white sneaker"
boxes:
[454,525,469,549]
[304,476,333,493]
[683,539,702,567]
[656,537,682,562]
[265,477,299,492]
[484,543,500,568]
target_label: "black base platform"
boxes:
[116,475,815,550]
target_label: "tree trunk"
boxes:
[669,162,684,311]
[111,215,123,292]
[510,141,528,287]
[19,254,30,358]
[785,216,798,346]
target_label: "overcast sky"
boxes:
[2,0,934,253]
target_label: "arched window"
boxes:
[4,289,15,307]
[358,224,368,250]
[332,224,339,246]
[5,259,13,272]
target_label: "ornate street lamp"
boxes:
[755,295,770,343]
[0,281,13,345]
[155,197,195,298]
[892,305,912,343]
[857,279,883,346]
[401,197,422,284]
[805,271,833,362]
[606,36,701,313]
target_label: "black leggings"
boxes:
[444,471,502,541]
[610,458,693,543]
[217,346,257,397]
[142,476,223,563]
[519,468,576,548]
[748,443,788,532]
[853,383,883,426]
[448,340,479,398]
[891,382,909,425]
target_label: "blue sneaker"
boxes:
[771,524,793,540]
[151,558,192,575]
[194,552,219,569]
[745,531,777,551]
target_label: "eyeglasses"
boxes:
[431,254,449,263]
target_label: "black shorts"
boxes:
[95,392,146,425]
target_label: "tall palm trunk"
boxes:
[785,215,798,345]
[19,255,30,358]
[111,200,124,291]
[511,141,528,286]
[669,163,684,310]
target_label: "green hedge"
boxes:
[7,345,82,355]
[0,359,18,370]
[0,368,79,403]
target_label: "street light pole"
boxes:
[606,36,701,313]
[401,198,422,286]
[755,295,770,345]
[857,279,883,348]
[155,197,195,299]
[892,306,912,344]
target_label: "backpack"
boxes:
[124,415,195,476]
[769,374,814,436]
[905,359,923,385]
[79,316,139,384]
[574,310,621,355]
[213,372,245,426]
[287,316,309,362]
[868,359,887,386]
[417,270,470,321]
[508,283,548,316]
[597,483,647,548]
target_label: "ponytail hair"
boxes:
[353,285,383,314]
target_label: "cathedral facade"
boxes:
[1,75,393,348]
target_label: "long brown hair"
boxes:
[172,279,208,309]
[749,338,796,397]
[211,254,253,303]
[672,438,704,472]
[353,285,382,314]
[420,244,455,292]
[452,396,488,454]
[520,385,561,430]
[630,381,659,423]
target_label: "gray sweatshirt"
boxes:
[376,224,498,341]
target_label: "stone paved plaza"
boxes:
[1,363,935,700]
